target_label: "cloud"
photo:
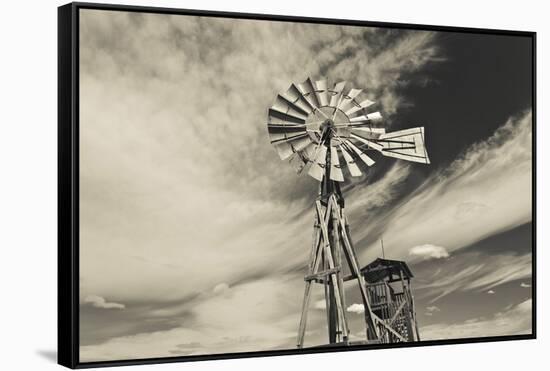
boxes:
[80,276,308,361]
[347,303,365,314]
[409,244,450,260]
[354,110,532,266]
[76,9,446,361]
[424,305,441,316]
[347,162,412,211]
[84,295,125,310]
[461,255,531,291]
[78,10,440,308]
[213,283,230,295]
[415,252,531,302]
[520,282,531,288]
[487,290,496,295]
[328,30,443,115]
[421,299,532,340]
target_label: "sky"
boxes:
[78,9,533,362]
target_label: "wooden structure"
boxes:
[266,78,429,348]
[296,173,379,348]
[361,258,420,343]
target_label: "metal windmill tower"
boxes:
[267,78,429,348]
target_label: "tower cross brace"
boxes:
[297,155,380,347]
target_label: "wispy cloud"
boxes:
[328,30,443,115]
[80,276,308,361]
[354,110,532,265]
[415,252,531,302]
[79,10,440,308]
[212,283,230,295]
[424,305,441,316]
[421,299,532,340]
[346,303,365,314]
[84,295,125,310]
[409,244,450,260]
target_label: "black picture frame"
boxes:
[58,2,537,369]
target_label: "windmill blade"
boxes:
[296,78,321,110]
[329,81,347,107]
[314,79,329,107]
[287,135,313,152]
[267,110,303,127]
[274,143,295,160]
[344,139,375,166]
[305,120,325,132]
[289,153,308,174]
[272,95,309,120]
[350,132,384,151]
[365,111,383,121]
[337,88,362,111]
[339,145,362,177]
[268,125,307,145]
[301,142,318,165]
[308,144,328,181]
[349,112,383,124]
[289,142,317,174]
[351,127,386,136]
[269,131,309,145]
[275,136,312,160]
[267,123,306,134]
[273,134,313,160]
[374,127,430,164]
[296,78,331,120]
[268,107,306,124]
[329,145,344,182]
[281,84,315,114]
[344,98,376,117]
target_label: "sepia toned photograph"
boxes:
[66,4,534,366]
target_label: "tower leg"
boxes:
[334,196,379,342]
[297,281,313,348]
[297,191,378,347]
[297,210,323,348]
[315,201,348,344]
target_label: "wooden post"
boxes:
[336,199,379,342]
[297,179,389,346]
[316,201,348,344]
[333,201,348,343]
[327,198,338,343]
[409,280,421,341]
[400,270,413,341]
[297,208,324,348]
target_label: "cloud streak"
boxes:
[84,295,125,310]
[421,299,532,340]
[415,251,531,302]
[353,110,532,264]
[409,244,450,260]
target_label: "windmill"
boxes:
[267,78,429,347]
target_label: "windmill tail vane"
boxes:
[267,78,429,348]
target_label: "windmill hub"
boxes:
[320,118,335,132]
[304,107,351,145]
